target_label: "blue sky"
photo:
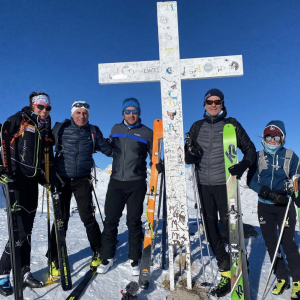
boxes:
[1,0,299,169]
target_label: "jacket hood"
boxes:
[263,120,286,141]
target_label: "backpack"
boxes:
[257,149,294,182]
[52,119,98,185]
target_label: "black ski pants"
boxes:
[258,202,300,281]
[49,175,102,262]
[0,174,39,275]
[197,184,230,271]
[100,178,147,261]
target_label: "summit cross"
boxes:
[98,1,243,290]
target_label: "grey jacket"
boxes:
[186,107,256,185]
[110,121,153,181]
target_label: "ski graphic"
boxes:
[1,120,24,300]
[139,119,163,289]
[223,123,250,300]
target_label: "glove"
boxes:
[228,160,250,180]
[185,135,202,157]
[292,193,300,208]
[156,162,164,174]
[259,186,289,205]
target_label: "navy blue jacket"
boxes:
[110,121,152,181]
[54,118,112,178]
[249,147,300,204]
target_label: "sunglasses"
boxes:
[124,109,139,115]
[33,104,52,111]
[205,99,223,105]
[264,135,281,142]
[72,103,90,109]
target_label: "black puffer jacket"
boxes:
[110,121,153,181]
[54,118,112,178]
[185,107,256,185]
[1,106,54,178]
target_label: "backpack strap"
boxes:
[257,150,267,182]
[52,119,70,154]
[89,124,97,153]
[283,149,293,179]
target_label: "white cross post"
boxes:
[98,1,243,290]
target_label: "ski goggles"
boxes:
[124,109,139,115]
[72,102,90,109]
[205,99,222,105]
[32,104,52,111]
[264,135,281,142]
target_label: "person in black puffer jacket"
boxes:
[48,101,113,276]
[97,98,153,276]
[0,92,56,296]
[185,88,256,297]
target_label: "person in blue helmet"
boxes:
[248,120,300,299]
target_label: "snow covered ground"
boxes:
[0,166,299,300]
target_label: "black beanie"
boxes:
[204,88,224,106]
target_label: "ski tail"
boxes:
[139,119,163,289]
[1,120,24,300]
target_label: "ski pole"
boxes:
[260,196,293,300]
[91,184,104,225]
[41,186,45,215]
[44,144,53,284]
[151,170,164,266]
[193,165,215,288]
[191,165,209,287]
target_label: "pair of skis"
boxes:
[223,124,250,300]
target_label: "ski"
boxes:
[1,120,24,300]
[65,267,96,300]
[51,191,72,290]
[223,123,250,300]
[139,119,163,289]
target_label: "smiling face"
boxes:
[123,106,140,125]
[32,104,51,120]
[204,95,223,117]
[72,108,89,127]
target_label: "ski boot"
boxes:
[271,278,290,295]
[210,271,231,298]
[91,251,101,268]
[50,260,60,277]
[22,266,44,288]
[97,258,113,274]
[291,281,300,299]
[130,260,140,276]
[0,275,13,296]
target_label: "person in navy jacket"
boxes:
[249,120,300,298]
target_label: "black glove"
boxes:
[228,160,250,180]
[156,162,164,174]
[185,134,202,157]
[292,193,300,208]
[0,165,6,175]
[259,186,289,205]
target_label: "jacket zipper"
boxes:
[122,128,130,181]
[76,128,81,177]
[270,154,275,190]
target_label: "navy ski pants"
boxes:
[100,178,147,261]
[0,174,38,275]
[197,184,230,271]
[258,202,300,281]
[49,175,102,262]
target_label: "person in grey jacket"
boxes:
[48,101,113,277]
[97,97,152,276]
[185,88,256,297]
